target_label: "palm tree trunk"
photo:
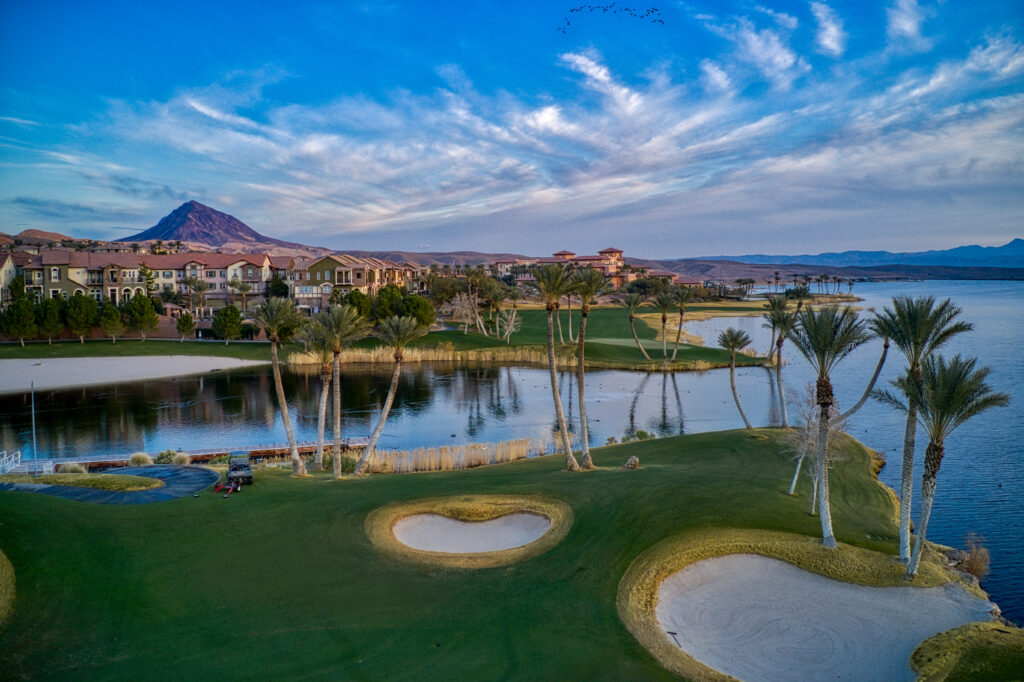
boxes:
[314,370,330,470]
[816,398,838,548]
[354,357,402,475]
[333,352,343,478]
[788,448,805,495]
[577,311,594,469]
[809,467,818,514]
[907,443,941,577]
[838,340,890,421]
[766,325,776,364]
[775,337,789,427]
[629,315,652,361]
[555,306,564,345]
[898,403,918,563]
[729,356,753,429]
[547,308,578,471]
[671,309,684,362]
[271,341,306,476]
[567,296,575,343]
[661,315,668,365]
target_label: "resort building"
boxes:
[290,254,424,311]
[500,248,682,289]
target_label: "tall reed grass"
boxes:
[365,438,542,474]
[288,345,554,366]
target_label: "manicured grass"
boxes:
[2,429,1001,680]
[0,339,273,361]
[0,473,163,492]
[912,621,1024,681]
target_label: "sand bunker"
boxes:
[393,513,551,553]
[366,495,572,568]
[656,554,995,682]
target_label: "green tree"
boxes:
[875,355,1008,577]
[36,297,64,344]
[529,264,580,472]
[7,275,26,302]
[717,328,754,429]
[372,284,404,321]
[228,278,253,312]
[138,264,157,295]
[125,294,159,341]
[176,312,196,342]
[626,277,668,297]
[212,304,243,345]
[870,296,972,563]
[254,298,307,476]
[2,297,37,346]
[786,305,872,548]
[342,289,371,317]
[99,302,125,344]
[670,287,696,362]
[354,316,428,475]
[399,294,435,328]
[573,269,611,469]
[267,275,289,298]
[66,293,98,343]
[191,280,212,318]
[652,291,676,365]
[762,301,797,427]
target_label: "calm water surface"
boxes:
[1,280,1021,621]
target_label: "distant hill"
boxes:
[697,238,1024,269]
[338,250,529,266]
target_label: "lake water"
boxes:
[1,280,1020,622]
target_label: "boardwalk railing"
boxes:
[0,450,22,475]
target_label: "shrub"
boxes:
[56,463,87,474]
[128,453,153,467]
[154,450,177,464]
[172,453,191,466]
[959,533,990,580]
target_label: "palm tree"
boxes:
[229,278,253,312]
[762,295,788,363]
[786,305,872,548]
[875,355,1008,577]
[504,287,523,343]
[619,292,652,362]
[254,298,308,476]
[670,287,695,362]
[573,269,611,469]
[718,328,754,429]
[316,305,371,478]
[788,284,812,311]
[530,263,580,472]
[764,304,797,427]
[652,291,676,366]
[871,296,972,563]
[182,275,198,311]
[302,318,335,471]
[192,280,212,319]
[354,316,427,475]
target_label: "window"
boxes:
[109,271,117,282]
[164,271,173,278]
[207,271,216,279]
[247,268,253,277]
[50,289,59,298]
[316,272,321,281]
[306,272,311,281]
[50,268,60,282]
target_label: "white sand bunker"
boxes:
[656,554,995,682]
[393,513,551,553]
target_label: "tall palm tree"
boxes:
[652,291,676,366]
[871,296,972,563]
[254,298,308,476]
[302,319,335,471]
[620,292,652,362]
[764,304,797,427]
[787,305,872,548]
[229,278,253,312]
[670,287,696,362]
[192,280,212,318]
[573,269,611,469]
[182,275,198,311]
[354,316,428,475]
[530,263,580,472]
[788,284,812,312]
[317,305,371,478]
[762,295,788,363]
[504,287,523,343]
[718,328,754,429]
[875,355,1008,577]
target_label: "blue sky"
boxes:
[1,1,1021,257]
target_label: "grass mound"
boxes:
[912,621,1024,681]
[366,495,572,568]
[0,473,164,492]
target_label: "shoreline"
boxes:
[0,356,271,395]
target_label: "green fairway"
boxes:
[0,339,274,361]
[2,429,994,681]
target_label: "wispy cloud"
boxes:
[887,0,930,50]
[809,2,847,57]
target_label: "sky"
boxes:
[0,1,1021,258]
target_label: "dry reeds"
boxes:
[958,533,990,580]
[128,453,153,467]
[365,438,540,474]
[288,344,557,367]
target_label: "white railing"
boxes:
[0,450,21,475]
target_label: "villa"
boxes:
[496,248,684,289]
[290,254,424,312]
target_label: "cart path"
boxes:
[0,465,219,504]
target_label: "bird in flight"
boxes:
[556,4,664,34]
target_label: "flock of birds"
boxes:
[556,4,665,34]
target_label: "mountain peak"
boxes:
[117,201,291,247]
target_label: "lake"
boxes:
[1,280,1020,622]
